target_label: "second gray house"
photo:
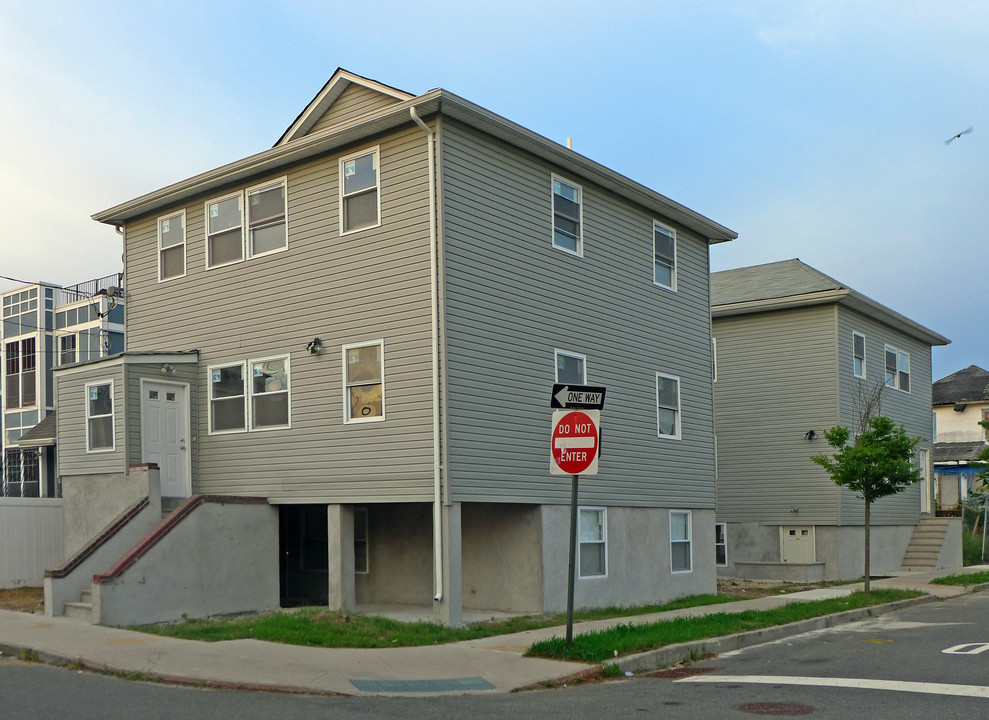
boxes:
[47,69,735,625]
[712,259,959,581]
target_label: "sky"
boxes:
[0,0,985,380]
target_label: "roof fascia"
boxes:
[94,89,736,242]
[712,289,848,318]
[275,69,414,147]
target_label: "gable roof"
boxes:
[16,411,56,447]
[93,71,736,244]
[275,68,414,146]
[710,259,949,347]
[933,365,989,405]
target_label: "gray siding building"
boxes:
[712,259,953,581]
[53,69,735,624]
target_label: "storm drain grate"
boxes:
[736,702,815,716]
[350,677,495,693]
[644,667,720,680]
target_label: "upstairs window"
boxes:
[86,381,114,452]
[853,332,866,378]
[158,211,186,281]
[653,222,677,290]
[247,179,287,257]
[884,345,910,392]
[656,373,681,439]
[344,341,384,423]
[555,350,586,385]
[552,176,582,256]
[4,338,35,410]
[209,363,246,433]
[59,334,77,366]
[206,193,244,268]
[250,356,290,429]
[340,148,380,233]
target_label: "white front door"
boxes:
[141,380,190,498]
[781,526,815,563]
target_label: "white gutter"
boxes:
[411,106,444,603]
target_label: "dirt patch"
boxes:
[717,578,839,599]
[0,587,44,613]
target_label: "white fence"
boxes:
[0,498,63,588]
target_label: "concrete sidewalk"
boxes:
[1,567,985,697]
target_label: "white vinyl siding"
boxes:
[158,210,186,281]
[653,221,676,290]
[578,507,606,578]
[670,510,692,572]
[552,175,582,256]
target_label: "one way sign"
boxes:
[551,384,607,410]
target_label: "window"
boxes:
[653,221,677,289]
[715,523,727,567]
[209,363,246,433]
[86,381,114,452]
[343,341,384,423]
[158,210,186,280]
[59,334,77,366]
[552,176,582,255]
[670,510,692,572]
[555,350,586,384]
[340,148,380,233]
[884,345,910,392]
[656,373,681,439]
[206,193,244,268]
[354,507,369,574]
[247,179,287,257]
[853,332,866,378]
[250,356,290,429]
[4,338,35,409]
[2,448,40,498]
[578,507,606,577]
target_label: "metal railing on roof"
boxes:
[55,273,123,305]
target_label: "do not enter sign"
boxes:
[551,410,600,476]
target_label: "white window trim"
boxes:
[354,506,369,575]
[554,349,587,384]
[57,333,78,367]
[656,372,682,440]
[852,331,866,379]
[578,506,607,579]
[248,354,292,431]
[342,339,386,424]
[207,361,247,436]
[715,522,728,567]
[670,509,692,573]
[84,379,115,454]
[204,191,245,270]
[551,174,583,257]
[246,177,289,259]
[884,344,911,393]
[652,220,677,291]
[157,209,187,282]
[339,146,382,236]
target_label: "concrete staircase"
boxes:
[161,497,183,519]
[901,517,952,570]
[63,589,93,622]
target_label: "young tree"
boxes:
[811,415,922,591]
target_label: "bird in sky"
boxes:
[944,126,973,145]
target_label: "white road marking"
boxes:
[943,643,989,655]
[677,675,989,699]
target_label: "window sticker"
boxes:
[90,388,99,400]
[212,371,221,383]
[162,220,169,233]
[344,160,356,177]
[254,365,263,377]
[210,206,219,218]
[348,349,359,364]
[250,194,260,205]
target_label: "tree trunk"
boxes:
[864,499,871,593]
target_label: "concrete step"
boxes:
[909,538,946,547]
[80,589,91,604]
[63,602,93,622]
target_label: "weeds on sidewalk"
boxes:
[930,570,989,585]
[525,589,921,663]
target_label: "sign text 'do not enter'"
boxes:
[551,410,600,476]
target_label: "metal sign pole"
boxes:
[566,473,579,648]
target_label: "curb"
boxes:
[604,594,938,675]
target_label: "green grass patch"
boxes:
[130,594,733,648]
[962,532,986,566]
[525,589,921,663]
[930,570,989,586]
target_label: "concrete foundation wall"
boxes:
[938,518,963,569]
[62,466,160,558]
[829,524,916,579]
[461,503,543,613]
[0,499,63,589]
[541,506,716,613]
[93,500,279,626]
[355,503,433,605]
[717,522,780,577]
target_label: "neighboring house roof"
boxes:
[933,365,989,406]
[92,69,736,244]
[710,258,949,347]
[16,412,56,448]
[933,440,986,465]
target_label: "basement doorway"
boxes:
[279,505,329,607]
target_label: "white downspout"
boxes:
[410,106,443,602]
